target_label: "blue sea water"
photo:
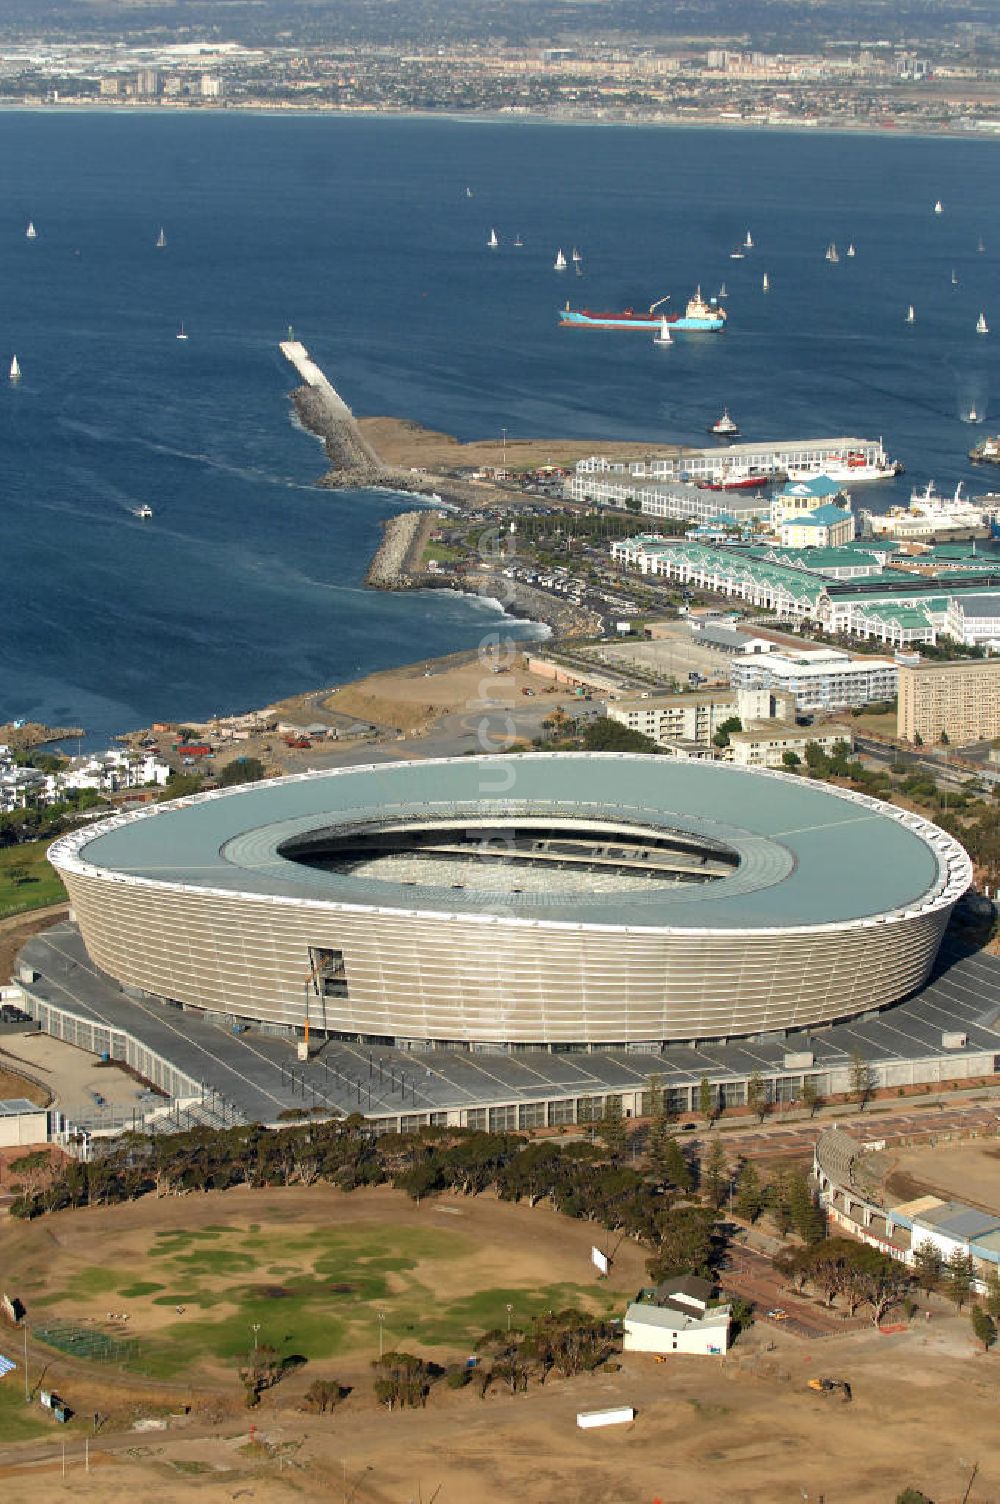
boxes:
[2,111,999,743]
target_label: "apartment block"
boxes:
[898,657,1000,746]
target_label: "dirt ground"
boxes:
[2,1313,998,1503]
[0,903,67,991]
[320,652,560,735]
[357,416,684,476]
[883,1137,1000,1215]
[3,1188,1000,1502]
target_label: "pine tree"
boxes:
[733,1160,764,1223]
[787,1171,825,1243]
[662,1136,694,1195]
[971,1305,997,1352]
[946,1248,974,1310]
[746,1070,768,1123]
[702,1138,729,1210]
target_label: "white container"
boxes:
[577,1407,635,1429]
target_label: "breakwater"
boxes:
[365,510,436,587]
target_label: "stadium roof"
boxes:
[60,755,966,934]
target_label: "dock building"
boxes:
[569,437,890,488]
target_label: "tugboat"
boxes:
[708,408,740,438]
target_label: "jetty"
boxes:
[280,340,387,483]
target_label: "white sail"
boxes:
[571,247,582,262]
[978,312,989,334]
[718,283,728,298]
[488,228,499,249]
[654,317,672,346]
[156,226,166,248]
[9,355,20,381]
[934,200,943,214]
[25,221,36,239]
[847,243,856,257]
[762,272,769,292]
[176,322,188,341]
[554,248,567,270]
[744,230,753,248]
[906,305,916,324]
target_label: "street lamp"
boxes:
[251,1323,260,1352]
[506,1303,514,1333]
[377,1310,386,1360]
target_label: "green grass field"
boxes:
[0,839,66,916]
[0,1376,57,1441]
[26,1219,621,1383]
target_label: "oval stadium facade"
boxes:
[48,754,972,1048]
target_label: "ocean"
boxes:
[2,111,999,743]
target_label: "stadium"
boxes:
[47,752,971,1050]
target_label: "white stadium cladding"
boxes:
[48,754,972,1049]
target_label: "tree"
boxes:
[582,718,657,753]
[983,1266,1000,1322]
[238,1343,283,1407]
[848,1050,877,1111]
[217,756,265,787]
[939,730,950,746]
[971,1305,997,1352]
[303,1378,351,1412]
[712,716,742,750]
[781,750,801,769]
[648,1205,717,1283]
[701,1138,729,1210]
[746,1070,768,1124]
[911,1242,944,1293]
[596,1095,627,1163]
[787,1172,825,1244]
[801,1077,822,1118]
[733,1160,764,1223]
[659,1136,694,1195]
[946,1249,974,1310]
[698,1076,717,1124]
[372,1351,435,1411]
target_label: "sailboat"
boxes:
[571,247,582,263]
[906,305,916,324]
[718,282,728,299]
[9,355,20,382]
[176,321,188,341]
[487,228,499,249]
[554,248,567,271]
[978,311,989,335]
[25,221,36,240]
[575,262,583,277]
[847,243,856,258]
[934,200,943,215]
[968,406,981,423]
[653,317,672,347]
[762,272,770,292]
[978,236,986,253]
[951,269,959,287]
[513,234,523,248]
[744,230,753,248]
[825,242,839,263]
[156,226,166,249]
[465,187,473,198]
[729,247,745,260]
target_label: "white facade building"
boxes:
[945,595,1000,649]
[623,1278,731,1356]
[730,648,898,710]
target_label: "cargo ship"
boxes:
[559,288,726,332]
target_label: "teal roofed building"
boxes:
[779,503,855,550]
